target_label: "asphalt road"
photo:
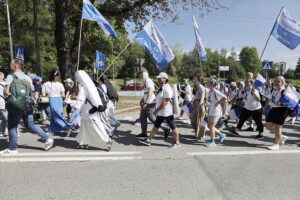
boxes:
[0,110,300,200]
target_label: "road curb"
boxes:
[115,106,140,114]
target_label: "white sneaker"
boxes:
[0,149,18,156]
[45,138,54,151]
[279,136,288,146]
[0,133,3,137]
[267,144,280,150]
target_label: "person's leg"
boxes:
[148,116,164,140]
[139,107,148,135]
[265,122,275,133]
[236,109,252,130]
[0,110,7,134]
[165,115,180,144]
[252,109,264,133]
[8,114,22,150]
[273,124,283,145]
[23,114,48,142]
[207,120,217,140]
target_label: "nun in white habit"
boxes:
[75,70,112,151]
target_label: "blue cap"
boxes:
[32,76,42,82]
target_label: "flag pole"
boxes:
[199,59,203,78]
[76,18,83,71]
[98,41,132,81]
[260,6,284,60]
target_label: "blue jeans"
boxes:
[8,113,49,150]
[0,109,8,133]
[40,105,50,121]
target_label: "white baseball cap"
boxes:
[156,72,169,79]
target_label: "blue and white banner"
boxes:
[82,0,117,38]
[280,86,300,110]
[271,7,300,50]
[95,50,105,70]
[134,20,175,71]
[254,73,266,88]
[15,46,24,62]
[192,16,207,61]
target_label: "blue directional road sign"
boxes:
[262,61,272,71]
[15,47,24,62]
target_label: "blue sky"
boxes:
[127,0,300,69]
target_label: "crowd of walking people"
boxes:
[0,60,299,155]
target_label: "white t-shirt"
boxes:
[42,81,65,98]
[243,89,262,111]
[228,88,239,103]
[0,82,6,109]
[219,86,228,95]
[143,78,156,104]
[155,84,173,117]
[207,89,225,116]
[183,84,192,102]
[268,88,285,108]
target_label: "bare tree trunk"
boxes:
[33,0,41,75]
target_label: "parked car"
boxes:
[121,83,144,91]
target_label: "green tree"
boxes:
[239,46,261,74]
[294,57,300,78]
[284,69,295,79]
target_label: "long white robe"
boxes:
[75,71,111,146]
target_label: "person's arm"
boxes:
[215,96,227,106]
[251,88,260,102]
[153,98,170,115]
[61,91,65,98]
[34,91,39,104]
[4,84,10,96]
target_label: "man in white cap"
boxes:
[136,68,170,138]
[139,72,181,148]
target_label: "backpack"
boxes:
[86,86,108,114]
[6,74,32,115]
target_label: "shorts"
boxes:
[266,107,289,125]
[207,115,220,124]
[154,115,177,130]
[182,100,190,106]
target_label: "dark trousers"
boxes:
[237,108,264,133]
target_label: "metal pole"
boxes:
[6,0,13,60]
[112,41,115,87]
[260,6,284,60]
[76,18,83,71]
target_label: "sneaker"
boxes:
[107,140,113,152]
[279,136,288,145]
[0,133,3,137]
[205,140,216,147]
[244,127,254,132]
[0,149,18,156]
[267,144,279,150]
[228,129,240,137]
[176,116,184,120]
[77,144,89,149]
[45,138,54,151]
[136,133,148,138]
[255,133,264,139]
[168,143,182,148]
[164,128,170,140]
[139,138,151,146]
[218,133,226,143]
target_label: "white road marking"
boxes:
[0,156,142,163]
[187,150,300,156]
[0,151,141,157]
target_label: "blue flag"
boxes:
[192,16,207,61]
[271,7,300,50]
[134,20,175,71]
[82,0,117,38]
[15,46,24,62]
[95,50,105,70]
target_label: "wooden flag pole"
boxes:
[76,18,83,71]
[260,6,284,60]
[98,41,132,81]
